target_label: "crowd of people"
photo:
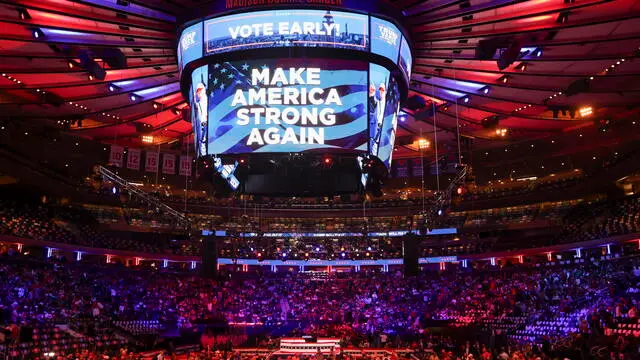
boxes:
[0,194,638,259]
[1,247,640,359]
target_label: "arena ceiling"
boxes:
[1,0,639,160]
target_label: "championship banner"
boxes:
[109,145,124,167]
[411,158,423,177]
[163,154,176,175]
[145,151,159,173]
[394,159,409,178]
[126,148,141,170]
[179,156,193,177]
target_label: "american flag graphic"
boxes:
[206,59,369,155]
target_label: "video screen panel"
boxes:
[399,36,412,80]
[190,65,209,157]
[204,10,369,55]
[369,63,400,169]
[370,17,401,64]
[190,58,369,155]
[178,22,203,75]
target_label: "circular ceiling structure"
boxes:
[1,0,639,161]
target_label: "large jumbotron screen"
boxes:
[180,8,411,170]
[190,59,369,155]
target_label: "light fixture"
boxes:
[579,106,593,118]
[32,28,44,39]
[462,96,470,103]
[536,49,543,57]
[142,135,154,143]
[481,86,490,94]
[418,138,430,150]
[67,61,75,69]
[88,74,94,81]
[556,12,569,24]
[107,84,121,92]
[18,8,31,20]
[153,102,159,109]
[130,94,137,102]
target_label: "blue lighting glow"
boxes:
[133,83,180,98]
[443,89,466,98]
[450,79,485,91]
[45,29,88,37]
[112,80,136,87]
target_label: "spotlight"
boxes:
[579,106,593,118]
[462,96,470,103]
[481,86,490,94]
[556,11,569,24]
[437,209,443,216]
[152,102,159,109]
[130,94,137,102]
[88,74,94,81]
[32,28,44,39]
[107,84,121,92]
[536,49,543,57]
[418,138,430,150]
[17,8,31,20]
[67,60,75,69]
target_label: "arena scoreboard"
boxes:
[178,1,412,194]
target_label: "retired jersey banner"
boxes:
[145,151,159,173]
[126,148,141,170]
[179,156,193,176]
[162,154,176,175]
[109,145,124,167]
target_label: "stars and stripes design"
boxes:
[206,59,369,154]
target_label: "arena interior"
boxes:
[1,0,640,359]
